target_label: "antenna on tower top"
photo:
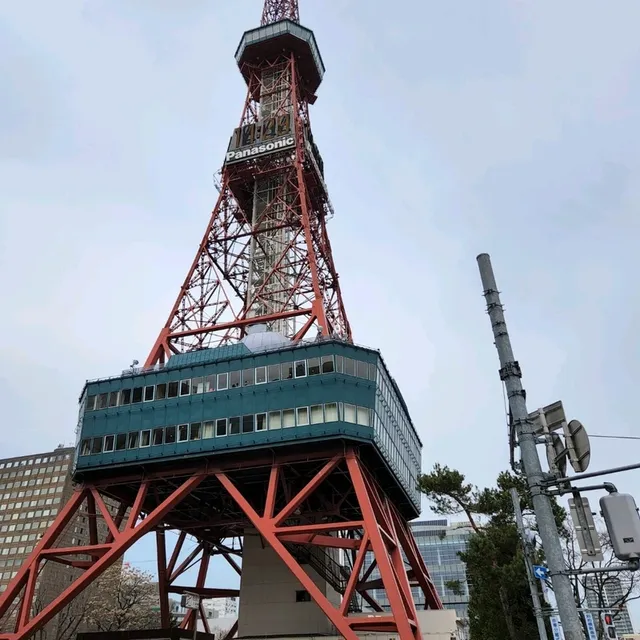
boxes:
[261,0,299,25]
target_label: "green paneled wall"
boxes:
[85,342,376,397]
[85,423,372,468]
[81,376,374,441]
[74,340,422,512]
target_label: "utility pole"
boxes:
[477,253,585,640]
[510,487,549,640]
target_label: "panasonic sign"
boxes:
[225,136,295,165]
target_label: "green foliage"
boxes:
[418,464,563,640]
[417,463,482,531]
[461,522,543,639]
[444,580,464,596]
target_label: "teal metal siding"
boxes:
[80,422,373,468]
[164,343,251,369]
[81,376,374,439]
[76,341,422,511]
[83,342,378,398]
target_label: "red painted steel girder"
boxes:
[145,50,351,366]
[261,0,299,25]
[0,448,441,640]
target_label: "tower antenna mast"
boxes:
[261,0,299,25]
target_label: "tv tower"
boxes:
[144,0,350,368]
[0,2,442,640]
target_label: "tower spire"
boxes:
[261,0,299,25]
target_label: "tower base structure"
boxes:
[0,446,441,640]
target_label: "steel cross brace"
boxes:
[0,448,439,640]
[0,476,202,640]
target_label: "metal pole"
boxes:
[510,487,549,640]
[193,598,199,640]
[541,461,640,486]
[477,253,585,640]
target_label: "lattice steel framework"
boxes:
[261,0,299,25]
[145,2,350,367]
[0,447,442,640]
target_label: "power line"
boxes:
[589,434,640,441]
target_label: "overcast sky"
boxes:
[2,0,640,627]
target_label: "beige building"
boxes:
[0,445,115,638]
[237,530,460,640]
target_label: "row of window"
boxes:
[0,465,67,481]
[0,539,37,558]
[0,532,41,545]
[373,367,421,508]
[0,508,58,524]
[0,475,66,490]
[0,571,19,581]
[0,519,50,533]
[80,402,372,456]
[84,355,376,413]
[0,486,63,499]
[0,495,61,511]
[0,557,28,568]
[0,454,70,470]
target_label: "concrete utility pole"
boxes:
[510,487,549,640]
[477,253,585,640]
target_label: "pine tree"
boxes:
[418,464,564,640]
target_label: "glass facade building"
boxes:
[368,519,472,631]
[410,520,472,620]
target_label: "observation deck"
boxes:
[235,19,325,99]
[75,335,422,517]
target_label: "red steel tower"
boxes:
[0,3,443,640]
[144,0,350,367]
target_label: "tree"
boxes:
[2,566,92,640]
[418,464,562,640]
[209,625,230,640]
[31,591,90,640]
[84,562,160,632]
[564,521,640,639]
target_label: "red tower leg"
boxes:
[0,446,439,640]
[214,447,439,640]
[179,545,210,632]
[0,476,203,640]
[156,530,171,629]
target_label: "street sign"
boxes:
[533,565,549,580]
[564,419,591,473]
[181,592,200,610]
[529,401,566,434]
[550,615,566,640]
[583,612,598,640]
[546,432,568,477]
[568,495,604,562]
[531,402,569,477]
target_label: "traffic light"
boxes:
[601,613,618,639]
